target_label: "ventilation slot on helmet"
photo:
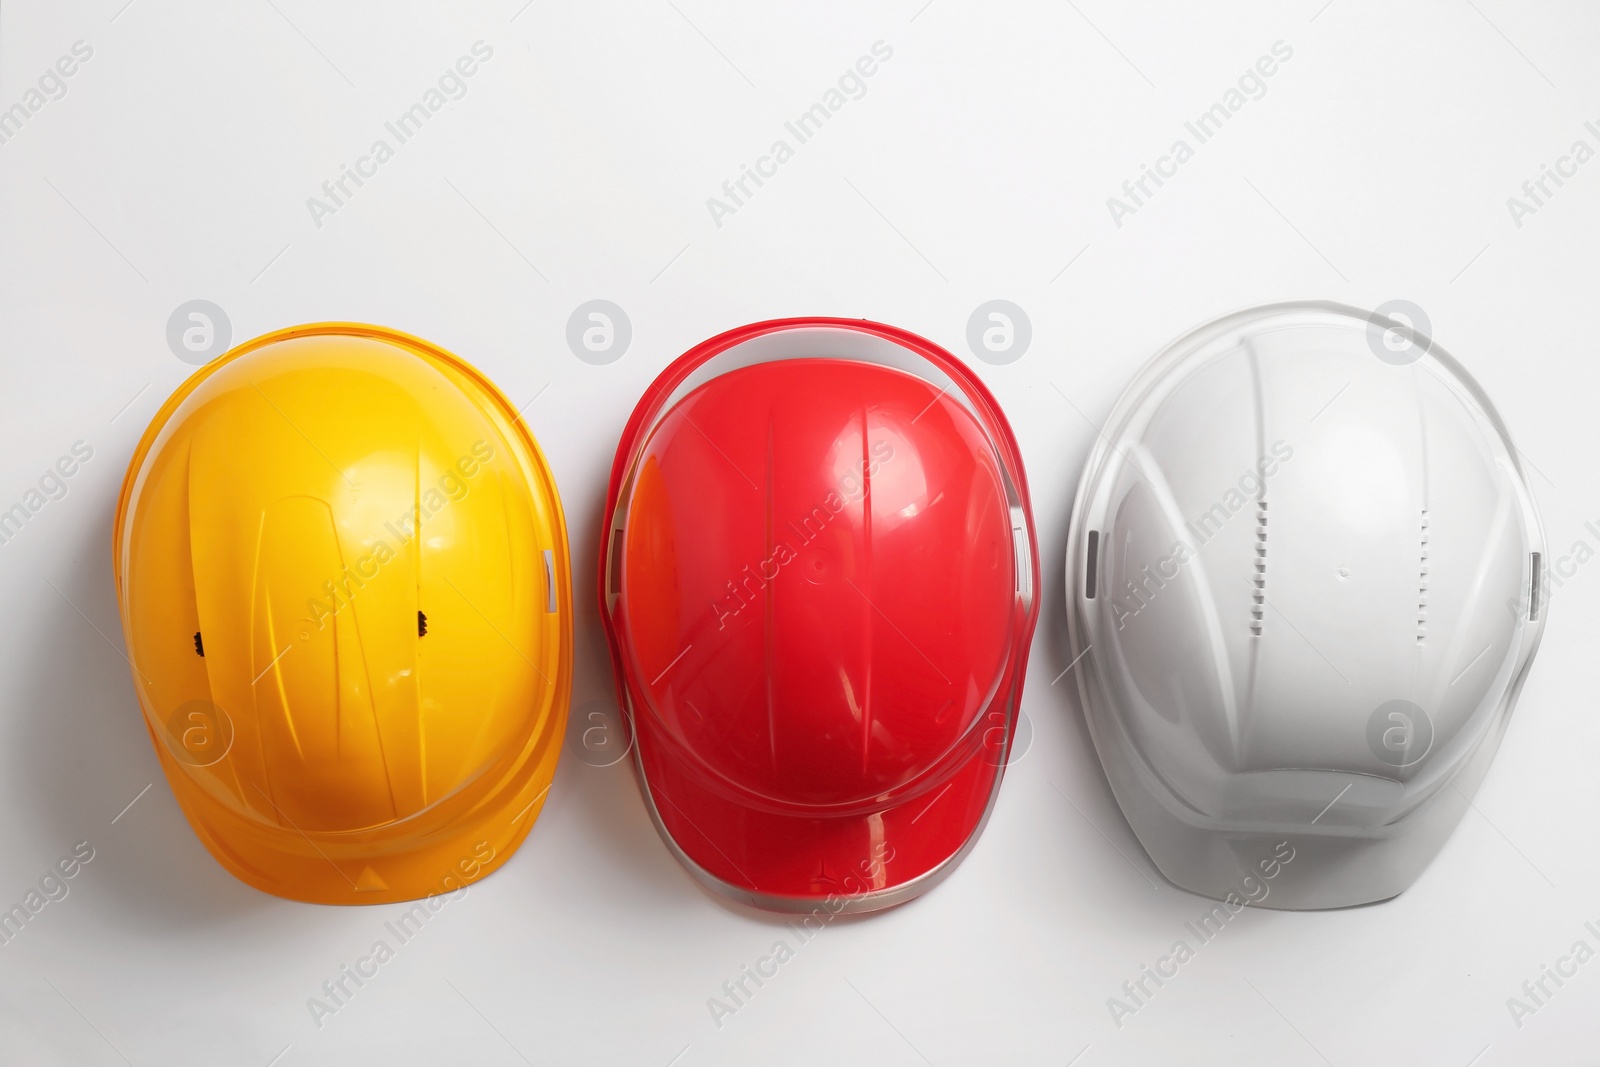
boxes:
[1417,510,1430,644]
[1085,530,1099,599]
[1530,552,1542,620]
[193,631,204,657]
[417,611,428,637]
[1250,502,1267,636]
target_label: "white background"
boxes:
[2,1,1599,1063]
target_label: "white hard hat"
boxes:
[1066,301,1546,909]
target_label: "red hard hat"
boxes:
[599,319,1038,913]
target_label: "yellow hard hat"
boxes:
[113,323,571,904]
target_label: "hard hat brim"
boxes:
[630,703,1012,913]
